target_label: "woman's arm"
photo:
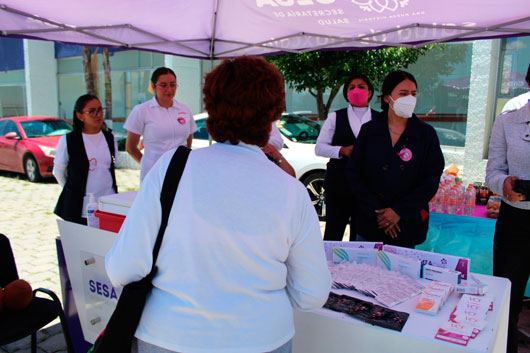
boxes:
[485,114,524,202]
[105,153,169,287]
[52,135,68,187]
[125,131,143,164]
[286,187,332,311]
[187,134,193,148]
[262,143,296,177]
[315,112,344,158]
[486,115,509,195]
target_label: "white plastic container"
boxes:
[86,193,99,228]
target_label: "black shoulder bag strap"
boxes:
[151,145,191,268]
[92,146,191,353]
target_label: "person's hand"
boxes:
[262,143,281,162]
[339,145,353,157]
[503,176,525,202]
[376,208,401,238]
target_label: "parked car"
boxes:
[433,127,466,147]
[0,116,73,182]
[193,113,329,220]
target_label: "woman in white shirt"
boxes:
[53,94,118,225]
[125,67,197,182]
[315,73,378,241]
[106,56,331,353]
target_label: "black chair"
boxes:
[0,234,74,353]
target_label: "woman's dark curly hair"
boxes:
[73,94,100,131]
[203,56,285,147]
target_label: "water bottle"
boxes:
[441,185,449,214]
[462,185,476,216]
[86,193,99,228]
[448,187,459,215]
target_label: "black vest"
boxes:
[324,108,357,194]
[54,129,117,224]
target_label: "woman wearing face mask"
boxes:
[345,70,444,248]
[125,67,197,182]
[315,73,378,241]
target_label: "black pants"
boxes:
[323,191,356,241]
[493,202,530,353]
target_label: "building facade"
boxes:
[0,36,529,184]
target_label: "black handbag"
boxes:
[89,146,191,353]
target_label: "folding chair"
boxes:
[0,234,74,353]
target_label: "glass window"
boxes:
[406,42,473,147]
[0,86,26,117]
[20,119,73,138]
[0,120,7,135]
[494,37,530,116]
[277,114,321,143]
[193,118,209,140]
[3,120,19,135]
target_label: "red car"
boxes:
[0,116,73,182]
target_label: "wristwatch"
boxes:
[275,155,284,165]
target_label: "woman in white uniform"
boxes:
[53,94,118,225]
[125,67,197,181]
[315,73,378,241]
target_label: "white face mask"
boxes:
[389,95,417,118]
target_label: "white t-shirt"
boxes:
[53,131,117,217]
[502,91,530,112]
[124,97,198,181]
[315,105,372,159]
[106,142,331,353]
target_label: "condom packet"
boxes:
[324,292,409,332]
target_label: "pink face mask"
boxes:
[348,87,369,107]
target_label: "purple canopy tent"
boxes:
[1,0,529,58]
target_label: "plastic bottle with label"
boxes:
[447,187,459,215]
[86,193,99,228]
[462,185,476,216]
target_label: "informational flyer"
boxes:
[383,245,471,280]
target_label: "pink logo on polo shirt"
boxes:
[177,117,186,124]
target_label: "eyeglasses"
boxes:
[82,107,106,117]
[155,83,177,89]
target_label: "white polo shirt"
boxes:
[124,97,197,181]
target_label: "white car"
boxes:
[193,113,329,220]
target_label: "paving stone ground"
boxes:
[0,169,140,353]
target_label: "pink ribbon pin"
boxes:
[398,148,412,162]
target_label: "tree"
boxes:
[267,46,443,120]
[82,46,98,96]
[102,48,112,121]
[82,46,113,122]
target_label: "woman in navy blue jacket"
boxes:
[346,71,444,247]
